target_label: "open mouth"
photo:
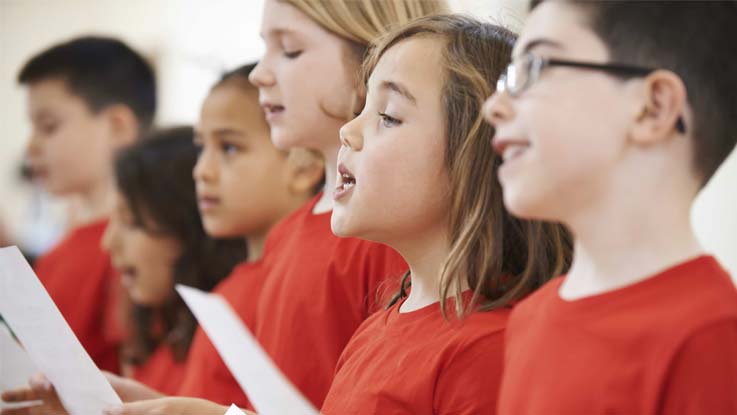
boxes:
[334,164,356,200]
[197,195,220,212]
[262,103,285,121]
[493,139,531,164]
[119,265,137,288]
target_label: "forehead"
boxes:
[369,36,445,101]
[515,1,608,60]
[260,0,324,38]
[27,78,88,113]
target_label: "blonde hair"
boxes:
[282,0,451,47]
[363,15,573,317]
[281,0,451,120]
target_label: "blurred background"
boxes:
[1,0,735,278]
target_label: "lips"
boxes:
[198,195,221,212]
[334,163,356,201]
[492,138,531,164]
[118,265,137,289]
[260,101,285,122]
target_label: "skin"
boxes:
[333,35,457,311]
[194,82,320,261]
[101,192,181,306]
[483,1,701,299]
[24,78,139,224]
[249,0,361,214]
[1,82,322,415]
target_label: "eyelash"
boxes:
[221,142,241,154]
[378,112,401,128]
[284,50,303,59]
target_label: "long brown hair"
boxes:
[115,127,246,363]
[364,15,572,317]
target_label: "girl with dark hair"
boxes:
[102,126,246,395]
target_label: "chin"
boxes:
[270,127,304,151]
[504,190,560,222]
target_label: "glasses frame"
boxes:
[497,53,686,134]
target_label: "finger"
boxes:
[103,400,158,415]
[27,377,53,394]
[1,388,43,403]
[0,402,39,415]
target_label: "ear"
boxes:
[285,150,326,195]
[629,70,688,145]
[103,104,141,149]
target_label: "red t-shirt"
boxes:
[33,219,123,373]
[130,344,186,396]
[177,260,265,406]
[498,255,737,414]
[251,195,407,409]
[321,292,509,415]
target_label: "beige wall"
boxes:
[1,0,734,278]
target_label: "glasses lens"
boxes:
[496,74,507,93]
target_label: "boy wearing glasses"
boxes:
[484,1,737,413]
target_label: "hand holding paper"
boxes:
[0,247,121,414]
[176,285,318,415]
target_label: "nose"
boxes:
[101,219,119,253]
[249,59,275,88]
[339,116,364,151]
[482,90,514,128]
[193,145,218,183]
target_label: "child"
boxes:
[321,15,570,414]
[1,65,324,414]
[483,1,737,413]
[17,36,156,374]
[90,1,451,414]
[104,126,246,395]
[176,64,325,405]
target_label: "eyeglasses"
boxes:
[496,53,686,134]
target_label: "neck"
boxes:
[562,179,703,300]
[393,224,456,312]
[313,144,338,215]
[69,176,115,226]
[246,232,266,263]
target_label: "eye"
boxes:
[378,112,402,128]
[38,122,59,135]
[284,50,303,59]
[221,142,242,155]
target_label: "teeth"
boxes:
[502,144,528,162]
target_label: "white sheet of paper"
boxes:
[0,323,42,409]
[0,246,121,414]
[176,285,317,415]
[224,403,244,415]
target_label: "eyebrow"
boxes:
[260,27,297,39]
[212,128,246,138]
[379,80,417,105]
[515,38,564,58]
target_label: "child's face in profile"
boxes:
[484,1,639,224]
[249,0,357,153]
[25,79,117,196]
[194,82,294,239]
[103,192,180,306]
[331,36,450,245]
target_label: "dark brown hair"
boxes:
[114,127,246,363]
[18,36,156,133]
[530,0,737,186]
[365,15,572,316]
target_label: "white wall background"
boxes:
[1,0,734,278]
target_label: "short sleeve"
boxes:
[659,319,737,414]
